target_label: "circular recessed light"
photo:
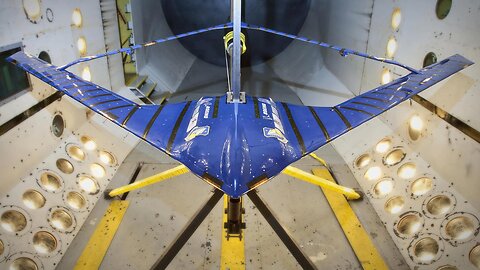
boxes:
[67,145,85,162]
[66,192,86,210]
[56,158,74,174]
[77,37,87,56]
[364,166,382,181]
[381,69,392,84]
[90,163,106,178]
[38,51,52,64]
[383,148,406,166]
[39,172,62,192]
[413,237,439,264]
[78,175,99,194]
[72,8,82,27]
[99,150,116,166]
[411,177,434,196]
[423,52,438,68]
[375,138,392,153]
[22,190,46,210]
[391,8,402,30]
[33,231,57,254]
[355,154,371,169]
[386,37,397,58]
[22,0,41,22]
[81,136,96,150]
[436,0,452,20]
[426,195,453,216]
[470,245,480,269]
[1,210,27,233]
[410,115,423,131]
[445,216,476,241]
[81,66,91,82]
[373,179,394,197]
[409,115,423,140]
[396,213,423,236]
[385,196,405,214]
[51,114,64,137]
[49,209,74,231]
[398,163,416,179]
[10,257,38,270]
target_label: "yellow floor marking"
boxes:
[220,195,245,270]
[312,167,388,270]
[74,200,130,270]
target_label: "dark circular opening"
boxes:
[51,114,64,137]
[38,51,52,64]
[436,0,452,20]
[423,52,438,67]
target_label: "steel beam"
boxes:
[151,189,224,270]
[247,190,317,270]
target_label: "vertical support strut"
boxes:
[221,196,246,269]
[230,0,242,102]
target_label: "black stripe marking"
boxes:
[333,107,352,130]
[339,106,375,117]
[351,101,384,111]
[90,98,121,108]
[64,82,91,90]
[360,96,390,104]
[79,93,111,102]
[212,96,220,118]
[122,106,139,126]
[104,104,134,112]
[281,103,306,154]
[373,91,403,99]
[308,107,330,141]
[71,88,101,97]
[142,105,165,138]
[167,101,192,152]
[104,112,119,121]
[202,173,224,189]
[247,174,269,190]
[253,97,260,118]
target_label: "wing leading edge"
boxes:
[7,51,197,158]
[7,51,473,197]
[277,54,474,158]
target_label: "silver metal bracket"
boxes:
[226,91,246,103]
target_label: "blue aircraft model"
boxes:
[7,22,473,198]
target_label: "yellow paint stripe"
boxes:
[220,195,245,270]
[74,200,130,270]
[312,168,388,270]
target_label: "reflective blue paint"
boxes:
[8,50,473,197]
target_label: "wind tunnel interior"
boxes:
[131,0,368,106]
[1,0,480,269]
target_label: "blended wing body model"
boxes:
[7,34,473,198]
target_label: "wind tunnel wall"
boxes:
[129,1,480,269]
[130,0,374,106]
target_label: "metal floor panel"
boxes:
[58,141,407,269]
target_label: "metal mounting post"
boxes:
[228,0,244,103]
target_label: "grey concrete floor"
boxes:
[57,142,408,269]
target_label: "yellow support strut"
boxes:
[282,166,361,200]
[220,195,246,270]
[108,164,189,197]
[309,153,328,167]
